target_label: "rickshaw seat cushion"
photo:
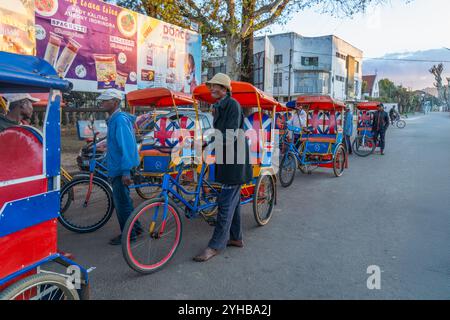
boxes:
[153,117,179,147]
[0,126,43,182]
[244,112,271,154]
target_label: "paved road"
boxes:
[59,113,450,299]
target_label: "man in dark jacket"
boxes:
[372,104,390,155]
[194,73,252,262]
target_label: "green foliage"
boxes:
[111,1,412,79]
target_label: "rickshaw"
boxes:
[120,81,278,274]
[352,101,378,157]
[0,52,90,300]
[279,95,348,187]
[58,88,197,233]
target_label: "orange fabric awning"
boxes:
[295,95,346,110]
[193,81,282,111]
[126,87,193,108]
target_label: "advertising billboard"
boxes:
[33,0,201,93]
[0,0,36,55]
[137,15,202,93]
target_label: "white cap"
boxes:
[97,89,124,101]
[3,93,40,104]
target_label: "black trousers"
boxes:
[344,135,352,154]
[373,130,386,151]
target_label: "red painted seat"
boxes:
[0,126,56,280]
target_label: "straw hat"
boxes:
[206,73,231,91]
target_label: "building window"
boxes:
[274,72,283,87]
[336,52,346,60]
[301,57,319,67]
[208,64,226,79]
[355,61,360,73]
[274,54,283,64]
[294,71,330,94]
[335,75,346,82]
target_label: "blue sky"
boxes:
[262,0,449,58]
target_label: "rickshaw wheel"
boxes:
[59,176,114,233]
[253,174,275,226]
[279,152,297,188]
[352,136,376,157]
[122,197,182,274]
[333,145,346,177]
[0,273,79,300]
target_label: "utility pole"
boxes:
[288,48,292,102]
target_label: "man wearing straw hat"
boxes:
[193,73,252,262]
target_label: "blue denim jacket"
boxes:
[106,111,140,177]
[344,111,353,136]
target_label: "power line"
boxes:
[291,50,450,63]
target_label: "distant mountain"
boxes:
[363,48,450,90]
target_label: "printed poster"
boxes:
[0,0,36,55]
[35,0,138,92]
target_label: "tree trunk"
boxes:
[240,0,255,83]
[240,32,254,83]
[226,36,240,80]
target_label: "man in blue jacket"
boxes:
[97,89,140,245]
[343,105,353,154]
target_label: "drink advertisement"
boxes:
[31,0,202,94]
[34,0,138,92]
[137,15,202,94]
[0,0,36,55]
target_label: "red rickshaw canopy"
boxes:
[193,81,283,111]
[356,101,381,110]
[296,95,346,110]
[126,87,194,108]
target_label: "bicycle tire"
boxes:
[122,197,183,274]
[59,176,114,233]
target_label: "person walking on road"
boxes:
[193,73,252,262]
[343,105,353,154]
[372,103,390,155]
[98,89,141,245]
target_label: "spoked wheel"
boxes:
[253,175,275,226]
[352,135,376,157]
[279,152,297,188]
[122,197,182,274]
[396,120,406,129]
[134,176,162,200]
[59,176,113,233]
[0,273,79,300]
[333,145,346,177]
[135,185,161,200]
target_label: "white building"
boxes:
[254,32,363,102]
[205,32,363,102]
